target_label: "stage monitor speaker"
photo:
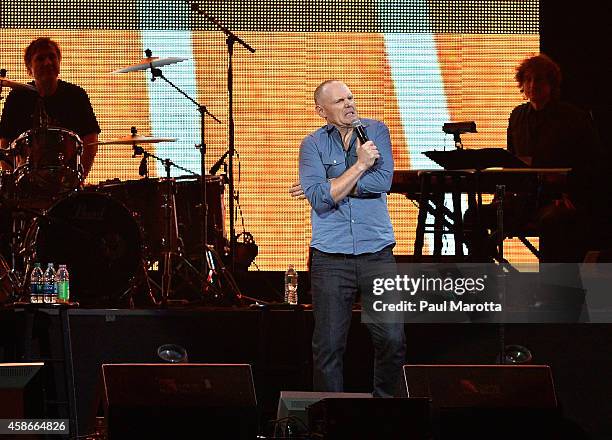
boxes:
[276,391,371,435]
[101,363,258,439]
[403,364,557,408]
[403,364,561,439]
[307,397,432,440]
[0,362,45,419]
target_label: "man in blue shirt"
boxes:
[298,80,405,397]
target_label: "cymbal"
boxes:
[0,76,37,92]
[89,134,177,146]
[112,56,189,74]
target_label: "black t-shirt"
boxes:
[507,99,599,168]
[507,99,603,206]
[0,79,100,142]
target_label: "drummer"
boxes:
[0,37,100,178]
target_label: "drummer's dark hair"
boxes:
[24,37,62,67]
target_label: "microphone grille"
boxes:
[351,118,363,128]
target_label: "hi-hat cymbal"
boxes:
[0,76,37,92]
[112,56,189,74]
[89,134,177,146]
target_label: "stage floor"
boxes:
[1,306,612,438]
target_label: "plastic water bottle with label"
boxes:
[284,264,298,305]
[56,265,70,303]
[30,263,44,304]
[43,263,57,304]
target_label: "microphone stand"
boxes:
[144,50,223,302]
[185,1,256,273]
[495,184,507,364]
[0,68,6,101]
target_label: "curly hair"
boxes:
[24,37,62,68]
[515,54,561,99]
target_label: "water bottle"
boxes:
[43,263,57,304]
[284,265,298,305]
[30,263,44,304]
[56,265,70,303]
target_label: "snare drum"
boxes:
[10,126,83,200]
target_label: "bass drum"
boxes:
[24,192,143,306]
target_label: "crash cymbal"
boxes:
[112,56,189,74]
[89,134,177,146]
[0,76,37,92]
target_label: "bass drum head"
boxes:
[29,192,142,306]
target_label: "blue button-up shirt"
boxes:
[299,118,395,255]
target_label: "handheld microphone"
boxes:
[351,119,369,144]
[352,118,378,165]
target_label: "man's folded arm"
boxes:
[354,123,394,196]
[299,137,336,215]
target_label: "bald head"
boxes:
[314,80,345,105]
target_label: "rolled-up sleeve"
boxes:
[299,135,336,215]
[355,121,394,196]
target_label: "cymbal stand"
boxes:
[0,71,15,297]
[185,1,256,272]
[0,134,32,302]
[143,50,246,304]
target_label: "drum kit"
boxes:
[0,55,252,308]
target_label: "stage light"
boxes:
[157,344,189,363]
[503,344,534,364]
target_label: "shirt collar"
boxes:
[324,119,370,133]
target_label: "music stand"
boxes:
[425,149,531,366]
[424,148,529,171]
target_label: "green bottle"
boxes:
[56,264,70,303]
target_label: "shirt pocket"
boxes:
[321,151,346,179]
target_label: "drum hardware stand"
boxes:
[185,1,256,274]
[118,261,158,308]
[5,203,44,302]
[0,214,25,303]
[204,243,260,305]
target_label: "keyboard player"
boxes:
[465,53,603,263]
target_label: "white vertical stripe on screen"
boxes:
[382,31,462,254]
[140,31,201,177]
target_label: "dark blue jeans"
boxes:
[310,246,406,397]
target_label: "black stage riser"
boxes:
[1,310,611,438]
